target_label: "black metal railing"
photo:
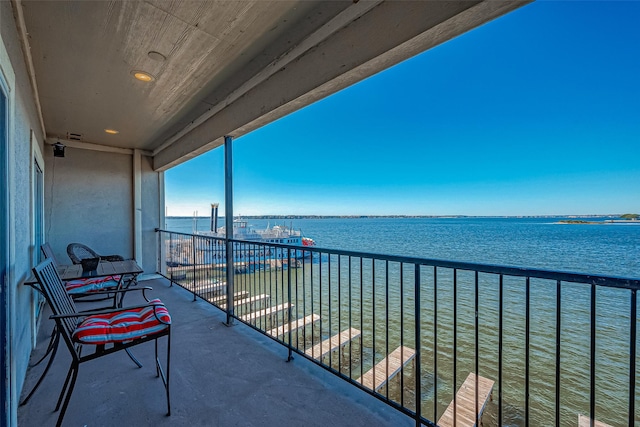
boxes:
[156,229,639,427]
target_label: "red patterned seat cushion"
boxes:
[72,299,171,344]
[65,275,121,294]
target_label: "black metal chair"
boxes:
[41,242,61,266]
[42,243,124,302]
[66,242,124,264]
[20,244,134,407]
[66,242,141,293]
[32,259,171,427]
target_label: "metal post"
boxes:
[525,276,531,427]
[192,235,196,301]
[224,136,234,325]
[168,233,173,287]
[555,280,561,427]
[211,203,219,232]
[287,248,293,361]
[498,274,504,425]
[589,285,596,425]
[629,289,636,427]
[414,264,422,426]
[452,269,457,427]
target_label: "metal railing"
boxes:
[156,229,639,427]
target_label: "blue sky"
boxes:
[165,1,640,217]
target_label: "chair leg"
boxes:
[155,338,159,377]
[29,325,58,368]
[55,364,74,411]
[20,332,60,406]
[56,363,79,427]
[125,348,143,368]
[155,333,171,416]
[166,333,171,415]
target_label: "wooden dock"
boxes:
[437,372,494,427]
[356,346,416,392]
[578,415,613,427]
[239,303,292,322]
[167,264,207,274]
[186,279,227,296]
[219,294,270,309]
[207,291,249,304]
[305,328,361,360]
[267,314,320,337]
[167,262,248,273]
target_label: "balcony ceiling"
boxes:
[18,0,529,170]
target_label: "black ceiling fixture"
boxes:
[53,141,65,157]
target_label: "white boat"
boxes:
[199,204,314,245]
[190,205,316,266]
[199,219,315,257]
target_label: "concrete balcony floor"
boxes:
[18,277,412,426]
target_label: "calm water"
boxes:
[167,216,639,278]
[165,216,640,426]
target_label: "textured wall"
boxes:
[44,147,133,264]
[1,0,48,423]
[43,148,162,274]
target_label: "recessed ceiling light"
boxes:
[131,70,155,82]
[104,129,119,135]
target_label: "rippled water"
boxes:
[169,216,639,276]
[166,217,640,426]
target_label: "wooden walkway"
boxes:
[305,328,361,360]
[239,303,292,322]
[356,346,415,392]
[437,372,494,427]
[578,415,613,427]
[267,314,320,337]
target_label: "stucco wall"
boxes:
[43,149,162,274]
[1,1,48,424]
[44,147,134,263]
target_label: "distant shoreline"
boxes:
[557,220,602,224]
[168,214,628,220]
[558,219,640,225]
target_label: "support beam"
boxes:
[48,138,152,156]
[133,149,142,268]
[224,135,234,325]
[158,170,166,275]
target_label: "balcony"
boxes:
[18,274,412,426]
[4,2,636,426]
[21,230,637,426]
[155,231,639,427]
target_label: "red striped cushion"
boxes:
[72,299,171,344]
[65,275,121,294]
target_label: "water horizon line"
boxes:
[166,213,631,220]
